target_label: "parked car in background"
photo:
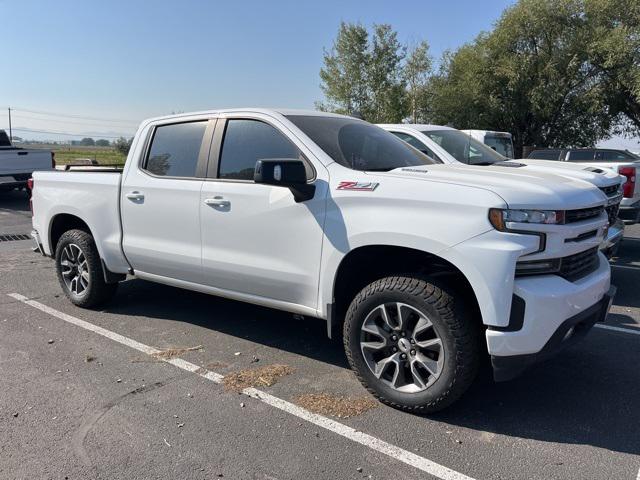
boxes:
[0,130,54,193]
[461,129,514,158]
[527,148,640,224]
[30,109,615,412]
[379,124,625,257]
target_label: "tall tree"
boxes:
[428,0,630,156]
[404,41,433,123]
[318,22,408,122]
[317,22,370,116]
[367,24,407,123]
[585,0,640,134]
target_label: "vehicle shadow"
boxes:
[106,277,639,456]
[107,279,349,369]
[0,189,30,213]
[428,332,640,456]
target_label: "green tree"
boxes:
[317,22,370,116]
[404,41,433,123]
[318,22,407,123]
[585,0,640,134]
[367,24,407,123]
[427,0,633,156]
[80,137,95,146]
[114,137,133,156]
[95,139,110,147]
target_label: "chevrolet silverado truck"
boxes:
[0,130,54,193]
[379,124,625,257]
[527,148,640,224]
[30,109,615,412]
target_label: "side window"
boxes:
[144,122,207,177]
[391,132,441,162]
[567,150,595,161]
[218,119,304,180]
[596,150,635,161]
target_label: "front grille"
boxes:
[559,247,599,281]
[599,184,620,197]
[0,233,31,242]
[564,206,604,224]
[605,203,620,225]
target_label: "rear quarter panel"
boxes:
[32,171,130,273]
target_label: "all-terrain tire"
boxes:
[343,276,480,413]
[55,229,118,308]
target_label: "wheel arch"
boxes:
[326,244,483,339]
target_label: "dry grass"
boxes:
[294,393,378,418]
[151,345,203,360]
[223,364,294,391]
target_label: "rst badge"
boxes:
[337,181,379,191]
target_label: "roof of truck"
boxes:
[142,108,353,126]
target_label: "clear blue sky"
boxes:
[1,0,636,149]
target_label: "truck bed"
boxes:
[31,169,130,273]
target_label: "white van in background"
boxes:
[462,129,514,158]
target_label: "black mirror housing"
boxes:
[254,159,315,202]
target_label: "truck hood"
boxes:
[377,164,606,210]
[512,159,623,188]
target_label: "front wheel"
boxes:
[55,229,118,308]
[343,276,480,413]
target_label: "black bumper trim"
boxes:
[491,286,616,382]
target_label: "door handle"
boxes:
[204,196,230,208]
[125,191,145,201]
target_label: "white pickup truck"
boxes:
[31,109,615,412]
[0,130,54,192]
[379,124,626,257]
[527,148,640,224]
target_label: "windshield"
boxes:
[484,135,514,158]
[286,115,436,171]
[421,129,506,165]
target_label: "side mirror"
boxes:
[254,159,315,202]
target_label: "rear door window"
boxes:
[144,122,207,177]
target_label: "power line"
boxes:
[11,113,138,129]
[8,107,139,125]
[9,127,132,139]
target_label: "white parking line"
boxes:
[7,293,474,480]
[594,324,640,336]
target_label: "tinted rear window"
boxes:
[567,150,595,161]
[145,122,207,177]
[527,150,562,160]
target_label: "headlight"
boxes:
[489,208,565,231]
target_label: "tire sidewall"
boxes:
[55,230,96,304]
[345,280,460,410]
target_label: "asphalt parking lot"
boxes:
[1,189,638,480]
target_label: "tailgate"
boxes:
[0,150,52,177]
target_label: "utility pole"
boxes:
[8,107,12,140]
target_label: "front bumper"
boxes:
[486,252,612,380]
[619,200,640,224]
[600,219,624,258]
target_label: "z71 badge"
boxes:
[337,181,379,191]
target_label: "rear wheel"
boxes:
[343,276,480,413]
[55,229,118,307]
